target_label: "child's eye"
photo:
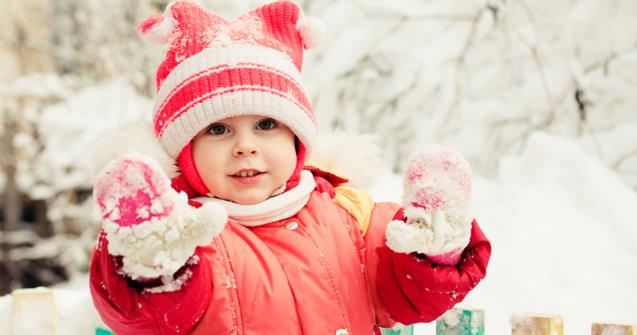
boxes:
[256,118,277,131]
[207,123,229,136]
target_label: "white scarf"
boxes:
[193,170,316,226]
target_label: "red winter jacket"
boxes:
[90,175,491,334]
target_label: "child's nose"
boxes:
[234,145,258,156]
[233,136,258,157]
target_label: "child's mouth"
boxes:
[232,170,262,177]
[230,169,265,184]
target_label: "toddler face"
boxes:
[192,115,297,204]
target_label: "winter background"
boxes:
[0,0,636,334]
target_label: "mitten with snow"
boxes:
[385,145,473,265]
[93,154,226,283]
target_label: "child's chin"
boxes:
[229,192,270,205]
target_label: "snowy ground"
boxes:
[2,132,637,334]
[465,133,637,334]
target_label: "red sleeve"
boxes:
[89,232,213,335]
[376,220,491,324]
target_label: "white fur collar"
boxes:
[192,170,316,226]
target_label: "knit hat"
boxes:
[138,0,323,195]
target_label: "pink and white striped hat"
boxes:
[139,0,323,159]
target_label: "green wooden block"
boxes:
[380,323,414,335]
[96,326,115,335]
[436,308,485,335]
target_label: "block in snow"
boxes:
[510,314,563,335]
[96,326,115,335]
[436,308,485,335]
[11,287,56,335]
[591,323,637,335]
[380,323,414,335]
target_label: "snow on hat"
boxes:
[139,0,323,160]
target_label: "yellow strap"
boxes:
[333,186,375,237]
[305,161,346,179]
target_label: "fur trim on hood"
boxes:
[89,119,178,181]
[308,132,382,190]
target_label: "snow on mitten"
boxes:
[386,145,473,265]
[94,153,227,283]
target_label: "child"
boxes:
[89,1,491,334]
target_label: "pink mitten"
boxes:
[385,145,472,265]
[94,153,226,284]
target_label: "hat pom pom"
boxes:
[297,16,325,50]
[138,13,174,45]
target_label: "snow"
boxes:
[0,74,70,99]
[385,204,470,258]
[31,79,153,197]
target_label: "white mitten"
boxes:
[93,153,227,282]
[386,145,473,265]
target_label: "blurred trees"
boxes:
[0,0,162,294]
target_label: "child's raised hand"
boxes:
[94,154,227,282]
[385,145,473,265]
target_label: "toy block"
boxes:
[11,287,56,334]
[511,314,563,335]
[96,326,115,335]
[436,308,485,335]
[592,323,637,335]
[380,323,414,335]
